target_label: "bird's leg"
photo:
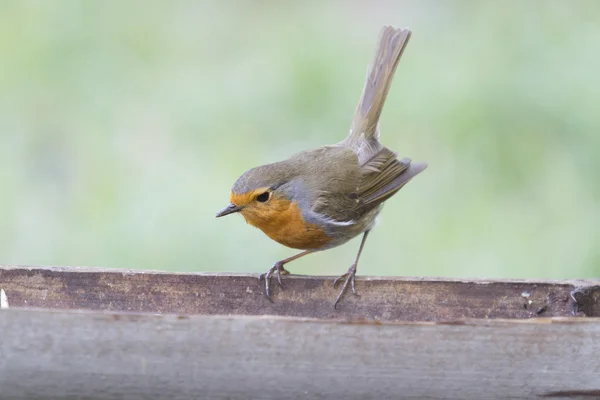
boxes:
[333,230,370,308]
[259,250,313,301]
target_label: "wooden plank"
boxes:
[2,265,600,399]
[1,309,600,400]
[1,265,599,321]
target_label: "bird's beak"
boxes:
[215,203,242,218]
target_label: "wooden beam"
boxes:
[1,265,598,320]
[1,265,599,399]
[1,309,600,399]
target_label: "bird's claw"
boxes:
[333,263,359,309]
[258,262,289,301]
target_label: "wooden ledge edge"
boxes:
[1,264,599,321]
[2,307,600,327]
[2,264,599,286]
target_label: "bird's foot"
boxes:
[258,262,290,301]
[333,263,359,308]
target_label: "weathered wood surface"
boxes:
[1,309,600,400]
[1,265,600,400]
[1,265,599,320]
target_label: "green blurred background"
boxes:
[1,1,598,279]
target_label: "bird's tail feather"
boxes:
[342,26,411,156]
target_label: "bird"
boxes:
[216,25,427,307]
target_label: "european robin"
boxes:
[216,25,427,307]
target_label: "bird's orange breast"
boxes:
[238,197,331,250]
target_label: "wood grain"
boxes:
[1,265,600,399]
[1,265,599,321]
[1,309,600,400]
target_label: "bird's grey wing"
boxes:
[354,147,427,214]
[302,146,363,223]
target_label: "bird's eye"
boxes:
[256,192,270,203]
